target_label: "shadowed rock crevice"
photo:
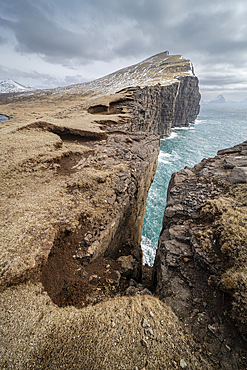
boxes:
[88,104,108,114]
[40,222,147,308]
[18,120,107,141]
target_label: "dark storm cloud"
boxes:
[0,0,247,97]
[0,35,7,45]
[200,75,246,86]
[0,1,112,65]
[1,0,247,65]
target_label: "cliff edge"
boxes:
[153,141,247,369]
[0,52,205,369]
[0,52,200,294]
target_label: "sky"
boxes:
[0,0,247,101]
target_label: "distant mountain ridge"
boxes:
[0,79,34,94]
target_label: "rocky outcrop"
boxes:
[153,141,247,369]
[0,52,200,135]
[0,100,160,299]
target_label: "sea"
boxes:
[141,103,247,266]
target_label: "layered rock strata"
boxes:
[0,94,160,299]
[0,52,204,369]
[0,52,200,297]
[153,141,247,369]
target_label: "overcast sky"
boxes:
[0,0,247,100]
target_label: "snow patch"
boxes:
[0,80,35,94]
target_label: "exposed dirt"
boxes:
[40,223,149,309]
[41,250,123,308]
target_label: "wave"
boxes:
[141,236,156,265]
[173,126,191,131]
[158,151,172,164]
[161,131,178,140]
[159,152,172,159]
[194,119,206,125]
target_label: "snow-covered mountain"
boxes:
[0,80,34,94]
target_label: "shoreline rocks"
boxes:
[153,141,247,369]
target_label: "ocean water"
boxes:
[141,103,247,265]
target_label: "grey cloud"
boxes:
[0,64,89,88]
[200,75,246,85]
[1,0,247,66]
[0,0,247,99]
[0,35,7,45]
[0,64,63,86]
[0,17,111,66]
[64,75,88,85]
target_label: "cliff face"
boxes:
[0,51,201,135]
[172,76,201,127]
[0,76,200,294]
[85,77,200,138]
[0,90,161,297]
[0,52,201,295]
[131,81,199,136]
[153,141,247,369]
[0,52,205,369]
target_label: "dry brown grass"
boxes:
[198,183,247,332]
[0,52,192,127]
[0,282,214,369]
[0,124,126,289]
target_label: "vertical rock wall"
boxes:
[109,76,201,138]
[172,76,201,127]
[132,83,179,137]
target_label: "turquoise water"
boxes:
[141,103,247,265]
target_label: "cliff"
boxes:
[153,141,247,369]
[0,52,205,369]
[0,52,200,293]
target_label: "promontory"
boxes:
[2,52,244,369]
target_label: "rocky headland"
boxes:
[153,141,247,369]
[1,52,245,369]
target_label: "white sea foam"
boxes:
[194,119,203,125]
[141,236,156,266]
[173,126,192,130]
[159,152,172,159]
[161,131,178,140]
[158,151,172,164]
